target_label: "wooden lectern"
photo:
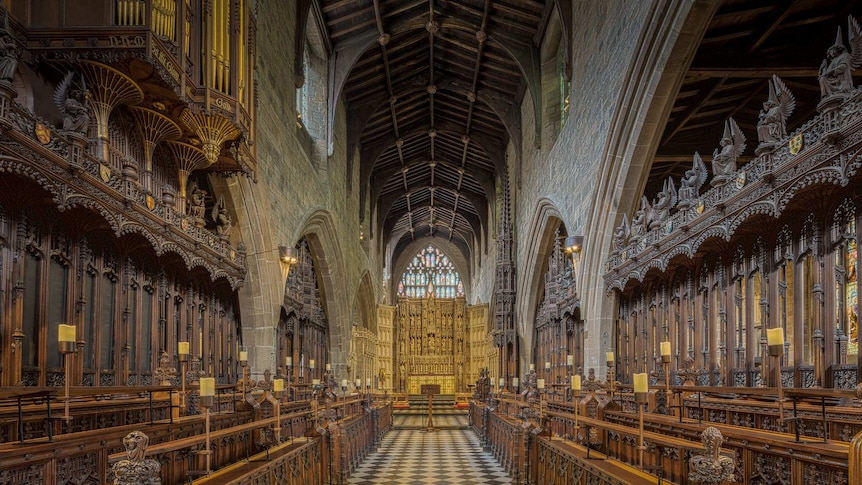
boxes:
[420,384,440,432]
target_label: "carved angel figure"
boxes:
[757,75,795,149]
[53,71,90,134]
[629,196,651,239]
[612,213,630,252]
[688,427,735,484]
[678,152,707,209]
[188,183,207,225]
[650,177,677,229]
[819,17,862,99]
[111,431,161,485]
[211,195,232,238]
[710,118,746,186]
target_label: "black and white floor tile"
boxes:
[346,428,512,485]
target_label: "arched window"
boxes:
[397,245,464,299]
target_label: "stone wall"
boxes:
[512,0,710,372]
[225,0,381,381]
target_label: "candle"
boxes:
[529,364,535,371]
[498,377,504,387]
[571,375,581,391]
[326,363,331,371]
[239,351,248,361]
[767,327,785,346]
[341,379,348,388]
[567,355,574,366]
[285,356,292,366]
[537,378,545,389]
[200,377,215,397]
[273,379,284,392]
[309,359,315,370]
[178,341,189,355]
[660,341,671,357]
[544,361,551,370]
[58,324,76,342]
[513,377,519,387]
[633,373,648,393]
[312,379,320,386]
[366,378,372,387]
[606,351,615,363]
[355,379,361,387]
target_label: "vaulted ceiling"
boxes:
[646,0,862,199]
[316,0,550,264]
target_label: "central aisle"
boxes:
[346,424,512,484]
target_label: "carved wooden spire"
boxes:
[493,173,516,353]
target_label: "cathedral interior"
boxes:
[1,0,862,483]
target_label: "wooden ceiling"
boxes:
[318,0,547,261]
[647,0,862,199]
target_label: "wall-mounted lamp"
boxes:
[278,245,298,272]
[564,235,584,273]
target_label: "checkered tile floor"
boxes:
[346,428,512,484]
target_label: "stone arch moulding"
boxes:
[352,271,378,334]
[517,198,565,367]
[580,0,718,371]
[297,209,349,363]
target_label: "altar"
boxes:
[408,375,455,395]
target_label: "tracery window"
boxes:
[397,245,464,299]
[834,199,858,358]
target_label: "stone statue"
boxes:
[650,177,677,229]
[688,427,735,484]
[153,351,176,386]
[111,431,161,484]
[612,213,630,253]
[211,195,232,239]
[756,75,795,152]
[629,196,650,240]
[188,183,207,226]
[53,71,90,134]
[677,152,707,209]
[0,9,18,83]
[710,117,746,186]
[818,17,862,100]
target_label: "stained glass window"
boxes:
[398,245,464,298]
[848,237,858,356]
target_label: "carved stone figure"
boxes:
[710,117,746,186]
[612,213,630,253]
[54,72,90,134]
[188,184,207,227]
[0,34,16,83]
[678,152,707,209]
[756,75,796,152]
[650,177,677,229]
[818,17,862,100]
[111,431,161,485]
[688,427,735,484]
[153,351,176,386]
[211,195,232,239]
[629,196,650,240]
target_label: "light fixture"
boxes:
[564,235,584,273]
[278,245,298,266]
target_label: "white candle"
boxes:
[58,324,76,343]
[537,378,545,390]
[326,363,332,371]
[498,377,504,387]
[273,379,284,392]
[309,359,315,370]
[285,356,292,366]
[239,351,248,361]
[513,377,519,387]
[567,355,574,366]
[606,351,615,363]
[529,364,535,371]
[342,379,348,388]
[544,361,551,370]
[366,378,372,387]
[571,375,581,391]
[200,377,215,397]
[178,341,189,355]
[355,379,361,387]
[660,341,671,357]
[633,373,648,393]
[767,327,785,346]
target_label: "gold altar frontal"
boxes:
[408,376,455,395]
